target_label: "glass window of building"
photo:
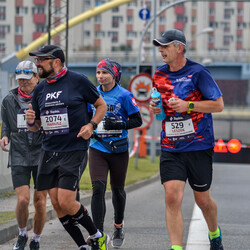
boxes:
[84,31,90,37]
[159,16,166,23]
[16,7,28,15]
[111,31,118,43]
[112,7,119,12]
[127,2,137,7]
[95,1,105,7]
[127,16,133,23]
[0,43,5,51]
[95,15,101,23]
[15,25,23,34]
[237,8,243,16]
[95,31,105,38]
[0,6,5,20]
[36,24,47,32]
[85,0,91,8]
[127,31,137,38]
[32,7,45,14]
[112,16,122,28]
[237,22,246,29]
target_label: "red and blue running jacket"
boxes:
[153,58,222,152]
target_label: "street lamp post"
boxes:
[137,0,190,75]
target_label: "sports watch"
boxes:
[187,101,194,114]
[90,121,97,130]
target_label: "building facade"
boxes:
[0,0,249,63]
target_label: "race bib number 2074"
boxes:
[40,108,69,135]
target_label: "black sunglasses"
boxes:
[15,69,33,75]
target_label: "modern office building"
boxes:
[0,0,249,63]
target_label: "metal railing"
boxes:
[67,50,250,64]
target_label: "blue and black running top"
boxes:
[153,58,222,152]
[32,70,100,152]
[90,84,139,153]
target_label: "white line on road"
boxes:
[186,203,210,250]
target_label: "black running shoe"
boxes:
[29,239,39,250]
[111,225,124,248]
[209,226,224,250]
[210,237,224,250]
[13,235,28,250]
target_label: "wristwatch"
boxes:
[187,101,194,114]
[90,121,97,130]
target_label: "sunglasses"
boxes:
[34,57,55,63]
[15,69,33,75]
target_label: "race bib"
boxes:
[165,115,195,142]
[17,109,29,132]
[40,107,69,135]
[97,116,123,138]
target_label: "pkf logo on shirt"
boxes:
[46,91,62,100]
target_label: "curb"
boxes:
[0,173,160,244]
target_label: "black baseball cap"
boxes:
[153,29,186,46]
[29,45,65,63]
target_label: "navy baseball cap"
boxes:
[153,29,186,46]
[29,45,65,63]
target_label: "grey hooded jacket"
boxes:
[1,87,42,167]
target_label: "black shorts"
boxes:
[11,165,38,189]
[89,147,129,189]
[37,150,87,191]
[160,148,214,192]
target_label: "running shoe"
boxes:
[210,237,224,250]
[13,235,28,250]
[111,224,125,248]
[29,239,39,250]
[209,226,224,250]
[88,232,109,250]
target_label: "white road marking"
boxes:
[186,203,210,250]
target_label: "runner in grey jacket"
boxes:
[1,87,42,166]
[0,61,47,250]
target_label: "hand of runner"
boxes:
[149,101,162,114]
[168,98,189,113]
[77,123,93,140]
[0,136,9,152]
[25,104,36,125]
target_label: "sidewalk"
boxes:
[0,173,160,245]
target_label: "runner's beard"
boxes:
[38,64,55,79]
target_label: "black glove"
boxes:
[103,117,125,130]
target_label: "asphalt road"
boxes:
[1,163,250,250]
[212,163,250,249]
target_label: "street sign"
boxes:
[136,103,153,130]
[139,8,150,21]
[129,73,153,103]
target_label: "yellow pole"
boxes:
[16,0,135,61]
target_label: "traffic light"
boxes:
[139,65,152,76]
